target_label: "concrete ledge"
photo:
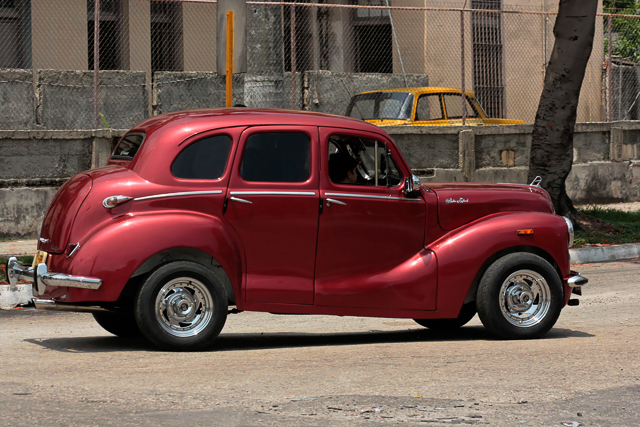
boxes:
[0,284,33,309]
[570,243,640,264]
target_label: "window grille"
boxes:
[471,0,505,118]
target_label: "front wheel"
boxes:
[135,261,228,351]
[414,302,477,331]
[476,253,563,339]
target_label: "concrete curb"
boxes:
[0,285,33,309]
[569,243,640,265]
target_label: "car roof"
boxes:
[130,108,384,137]
[356,87,477,98]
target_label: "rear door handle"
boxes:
[230,197,252,204]
[326,198,346,206]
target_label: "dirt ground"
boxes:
[1,260,639,427]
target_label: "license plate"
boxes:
[32,250,48,268]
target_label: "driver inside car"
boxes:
[329,152,359,184]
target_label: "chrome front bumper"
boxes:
[6,256,103,296]
[567,274,588,287]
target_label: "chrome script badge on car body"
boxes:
[446,198,469,204]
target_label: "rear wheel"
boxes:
[135,261,228,351]
[414,302,477,331]
[476,253,563,339]
[93,310,141,338]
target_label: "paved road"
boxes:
[1,260,639,427]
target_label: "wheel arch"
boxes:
[462,245,563,306]
[121,247,236,305]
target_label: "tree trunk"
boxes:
[527,0,598,216]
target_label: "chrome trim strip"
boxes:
[568,275,588,287]
[134,190,223,201]
[229,191,317,196]
[325,192,420,201]
[33,299,111,313]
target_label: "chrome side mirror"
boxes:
[404,174,422,197]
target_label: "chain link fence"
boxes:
[0,0,638,130]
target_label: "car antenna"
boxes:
[341,79,365,120]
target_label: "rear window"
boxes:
[112,133,145,160]
[172,135,233,180]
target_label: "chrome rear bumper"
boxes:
[6,256,103,296]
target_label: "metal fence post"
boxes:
[93,0,100,129]
[607,14,612,122]
[461,8,466,126]
[291,3,297,110]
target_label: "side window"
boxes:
[443,94,479,119]
[172,135,232,179]
[328,135,402,187]
[415,94,443,121]
[240,132,310,183]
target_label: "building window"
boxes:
[352,0,392,73]
[471,0,505,118]
[151,1,183,72]
[0,0,30,69]
[88,0,123,70]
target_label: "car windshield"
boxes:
[346,92,414,121]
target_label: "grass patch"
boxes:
[0,255,33,283]
[574,207,640,247]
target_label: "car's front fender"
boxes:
[429,212,571,317]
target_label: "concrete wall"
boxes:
[0,69,148,130]
[152,72,245,115]
[0,129,125,239]
[0,69,34,129]
[247,2,283,75]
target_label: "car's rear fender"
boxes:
[41,212,243,305]
[429,212,571,318]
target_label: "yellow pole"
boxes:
[226,11,234,108]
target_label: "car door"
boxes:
[314,128,437,311]
[224,126,319,305]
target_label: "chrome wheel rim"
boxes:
[155,277,213,337]
[499,269,551,328]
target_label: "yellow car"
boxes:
[345,87,524,126]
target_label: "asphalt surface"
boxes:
[1,260,639,426]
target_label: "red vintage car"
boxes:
[8,109,586,351]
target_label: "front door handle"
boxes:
[230,197,252,204]
[326,198,346,206]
